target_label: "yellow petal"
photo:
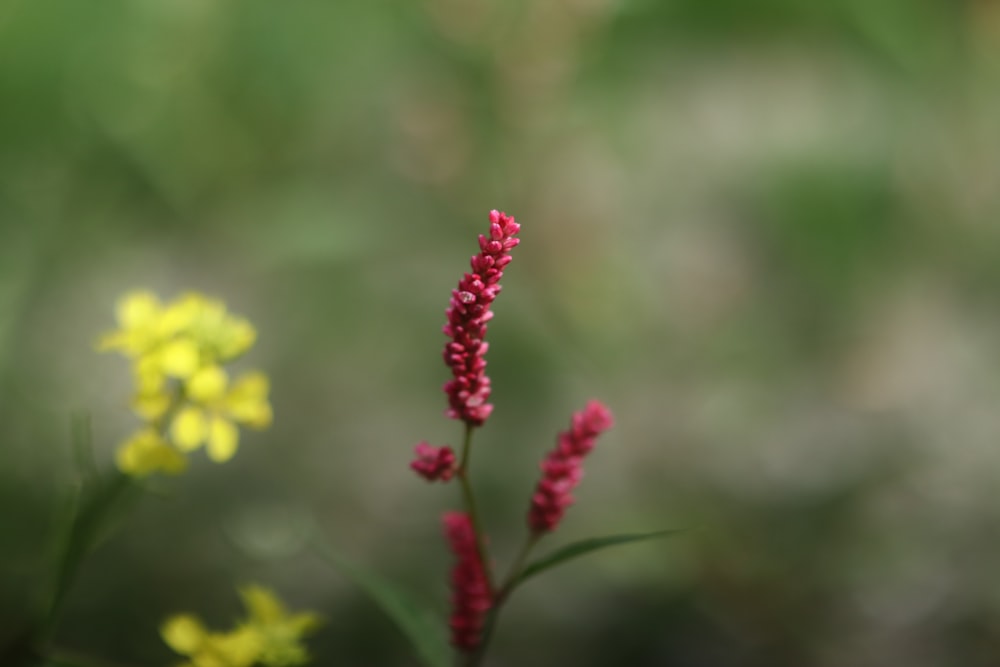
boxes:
[117,290,161,328]
[159,338,201,378]
[287,611,322,636]
[207,626,262,667]
[134,356,167,393]
[172,406,208,451]
[217,318,257,361]
[239,585,285,624]
[187,365,228,403]
[161,615,207,655]
[131,390,171,421]
[116,429,188,477]
[207,416,239,462]
[226,372,273,429]
[160,293,202,336]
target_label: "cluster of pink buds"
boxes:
[442,210,520,426]
[528,401,614,533]
[410,442,457,482]
[443,512,493,651]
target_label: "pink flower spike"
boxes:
[443,512,493,652]
[410,442,458,482]
[528,401,614,534]
[442,210,520,427]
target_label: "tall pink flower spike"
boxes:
[528,400,614,534]
[442,210,521,427]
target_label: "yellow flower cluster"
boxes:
[98,290,272,476]
[161,585,321,667]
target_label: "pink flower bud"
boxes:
[410,442,457,482]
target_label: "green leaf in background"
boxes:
[512,529,683,590]
[69,413,99,491]
[312,537,450,667]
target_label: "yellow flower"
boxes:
[100,290,270,476]
[161,586,319,667]
[240,585,321,667]
[161,615,262,667]
[170,367,273,463]
[116,428,187,477]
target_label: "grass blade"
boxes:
[312,537,450,667]
[513,529,683,590]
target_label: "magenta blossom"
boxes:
[442,210,521,426]
[528,400,614,534]
[443,512,493,651]
[410,442,458,482]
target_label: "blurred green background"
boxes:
[4,0,1000,665]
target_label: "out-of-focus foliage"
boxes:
[3,0,1000,665]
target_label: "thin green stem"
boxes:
[464,532,541,667]
[39,472,133,644]
[456,423,495,592]
[499,533,540,598]
[36,384,185,649]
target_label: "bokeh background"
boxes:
[4,0,1000,665]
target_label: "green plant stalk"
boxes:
[456,423,494,592]
[39,471,133,644]
[38,385,187,649]
[464,532,540,667]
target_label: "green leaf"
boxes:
[69,412,99,489]
[513,529,683,590]
[312,537,450,667]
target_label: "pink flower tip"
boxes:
[579,399,614,433]
[442,210,520,426]
[410,442,458,482]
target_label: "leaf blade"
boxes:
[513,529,683,590]
[312,537,450,667]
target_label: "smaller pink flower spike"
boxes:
[528,401,614,534]
[443,512,493,652]
[410,442,458,482]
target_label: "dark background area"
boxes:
[3,1,1000,665]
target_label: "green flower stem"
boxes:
[36,385,187,651]
[39,471,134,644]
[456,423,495,592]
[464,533,540,667]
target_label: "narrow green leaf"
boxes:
[69,412,99,488]
[513,529,683,590]
[312,537,450,667]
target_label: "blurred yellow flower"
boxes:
[241,585,321,667]
[162,615,262,667]
[98,290,271,476]
[161,586,319,667]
